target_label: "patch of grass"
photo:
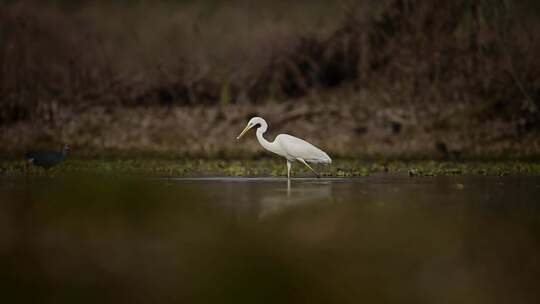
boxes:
[402,161,540,177]
[2,159,540,177]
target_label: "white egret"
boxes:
[236,117,331,178]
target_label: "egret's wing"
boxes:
[276,134,331,163]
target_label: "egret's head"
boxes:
[236,117,266,139]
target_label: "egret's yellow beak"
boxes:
[236,123,252,139]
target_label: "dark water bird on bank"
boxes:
[25,144,70,170]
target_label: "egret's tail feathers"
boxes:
[310,153,331,164]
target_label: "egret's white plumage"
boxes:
[236,117,331,178]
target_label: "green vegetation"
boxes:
[3,159,540,177]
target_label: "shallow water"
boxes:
[161,175,540,218]
[1,175,540,303]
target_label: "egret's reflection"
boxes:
[258,179,334,218]
[287,179,291,196]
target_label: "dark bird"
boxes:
[25,144,70,170]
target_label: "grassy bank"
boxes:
[3,158,540,177]
[2,91,540,159]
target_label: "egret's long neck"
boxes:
[256,127,279,154]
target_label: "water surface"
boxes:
[1,175,539,303]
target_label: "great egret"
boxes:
[236,117,331,178]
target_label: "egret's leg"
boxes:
[287,160,292,179]
[297,158,320,178]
